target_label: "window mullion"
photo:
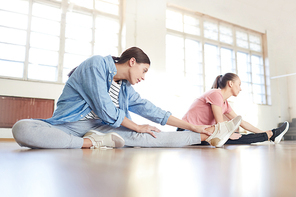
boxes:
[24,0,33,80]
[57,0,67,83]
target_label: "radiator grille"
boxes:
[0,96,54,128]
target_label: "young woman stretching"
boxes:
[12,47,241,149]
[180,73,289,145]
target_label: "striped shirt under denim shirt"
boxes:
[80,80,122,120]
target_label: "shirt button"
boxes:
[109,80,111,82]
[81,115,83,117]
[114,72,116,74]
[110,71,112,73]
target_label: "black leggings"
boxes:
[176,128,269,145]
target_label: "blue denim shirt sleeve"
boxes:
[72,56,125,127]
[126,83,171,125]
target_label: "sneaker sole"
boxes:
[213,116,242,148]
[274,121,289,144]
[84,130,125,148]
[110,132,125,148]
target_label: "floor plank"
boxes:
[1,140,296,197]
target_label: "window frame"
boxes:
[166,5,270,105]
[0,0,123,84]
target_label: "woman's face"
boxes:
[230,77,242,97]
[128,59,150,85]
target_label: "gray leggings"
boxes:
[12,119,201,149]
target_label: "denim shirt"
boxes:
[42,55,171,127]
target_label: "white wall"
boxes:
[0,0,295,137]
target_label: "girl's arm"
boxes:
[224,110,265,133]
[165,116,212,135]
[211,104,224,123]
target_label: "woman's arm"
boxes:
[166,116,212,135]
[121,116,213,138]
[224,110,264,133]
[120,117,161,138]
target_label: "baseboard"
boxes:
[0,128,13,138]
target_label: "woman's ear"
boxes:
[129,57,136,67]
[228,80,233,88]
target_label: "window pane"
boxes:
[237,39,249,49]
[185,39,202,74]
[28,64,57,82]
[220,25,232,36]
[63,53,88,69]
[250,43,261,52]
[249,35,261,44]
[95,16,119,52]
[0,11,28,29]
[95,0,119,15]
[0,0,29,14]
[184,15,200,36]
[204,21,218,40]
[63,53,88,82]
[221,48,235,74]
[0,60,23,78]
[204,44,220,89]
[31,17,60,36]
[66,24,92,42]
[236,31,248,40]
[66,12,92,28]
[94,45,118,56]
[0,43,26,61]
[29,48,59,66]
[166,35,184,73]
[30,32,60,51]
[220,35,233,45]
[237,52,251,83]
[65,39,92,56]
[166,10,183,32]
[71,0,93,9]
[0,27,27,45]
[32,3,61,21]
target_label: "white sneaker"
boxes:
[83,130,125,149]
[206,115,242,148]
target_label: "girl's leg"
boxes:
[12,119,84,149]
[225,132,268,144]
[93,125,202,147]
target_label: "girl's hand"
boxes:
[192,125,213,136]
[136,124,161,138]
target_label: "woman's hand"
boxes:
[229,132,242,140]
[136,124,161,138]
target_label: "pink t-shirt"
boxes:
[182,89,232,125]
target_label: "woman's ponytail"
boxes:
[112,56,120,62]
[211,73,238,89]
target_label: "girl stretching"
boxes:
[180,73,289,145]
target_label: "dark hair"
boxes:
[211,73,238,89]
[112,46,150,65]
[68,47,150,77]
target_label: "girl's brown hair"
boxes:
[211,73,238,89]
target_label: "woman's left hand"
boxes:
[136,124,161,138]
[229,132,242,140]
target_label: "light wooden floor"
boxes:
[1,139,296,197]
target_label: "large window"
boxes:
[0,0,122,83]
[166,7,271,105]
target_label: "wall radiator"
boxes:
[0,96,54,128]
